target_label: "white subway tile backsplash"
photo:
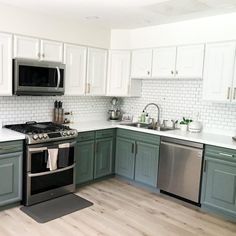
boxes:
[121,80,236,133]
[0,96,110,125]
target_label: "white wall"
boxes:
[111,12,236,49]
[0,3,110,48]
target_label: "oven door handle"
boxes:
[28,141,76,152]
[28,163,75,177]
[56,66,61,90]
[28,147,48,152]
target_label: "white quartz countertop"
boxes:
[1,120,236,150]
[0,128,25,142]
[70,120,236,150]
[69,120,119,132]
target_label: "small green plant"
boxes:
[180,117,193,125]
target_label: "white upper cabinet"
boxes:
[202,42,236,102]
[0,33,12,95]
[14,35,40,60]
[14,35,63,62]
[152,47,176,78]
[232,59,236,104]
[64,44,87,95]
[107,50,131,96]
[152,45,204,79]
[131,49,152,78]
[176,44,204,79]
[40,40,63,62]
[87,48,107,95]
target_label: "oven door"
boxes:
[25,140,76,205]
[13,59,65,96]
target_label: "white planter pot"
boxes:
[180,124,188,132]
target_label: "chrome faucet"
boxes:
[143,103,160,125]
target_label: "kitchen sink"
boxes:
[120,122,177,131]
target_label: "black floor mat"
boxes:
[20,194,93,223]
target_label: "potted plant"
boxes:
[179,117,193,131]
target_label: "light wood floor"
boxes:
[0,178,235,236]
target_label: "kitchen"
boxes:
[0,0,236,235]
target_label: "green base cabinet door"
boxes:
[202,157,236,219]
[76,141,94,185]
[135,142,159,187]
[94,137,113,179]
[0,152,22,206]
[115,137,135,179]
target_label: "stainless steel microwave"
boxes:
[13,59,65,96]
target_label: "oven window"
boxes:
[30,168,74,195]
[19,65,64,88]
[30,147,74,173]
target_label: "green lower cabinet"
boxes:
[76,141,94,185]
[201,145,236,219]
[94,137,113,179]
[135,142,159,187]
[115,137,135,179]
[0,152,22,206]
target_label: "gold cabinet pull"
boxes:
[233,88,236,100]
[227,87,231,100]
[88,83,91,93]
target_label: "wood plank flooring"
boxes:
[0,178,235,236]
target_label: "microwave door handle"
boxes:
[56,66,60,90]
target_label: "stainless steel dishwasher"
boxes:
[158,137,203,204]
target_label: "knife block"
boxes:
[53,108,64,124]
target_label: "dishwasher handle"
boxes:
[161,141,203,153]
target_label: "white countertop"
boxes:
[1,120,236,150]
[70,120,236,150]
[0,128,25,142]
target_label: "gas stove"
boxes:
[5,121,78,144]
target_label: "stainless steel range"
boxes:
[5,121,78,206]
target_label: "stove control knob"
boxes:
[71,131,75,135]
[33,134,39,140]
[43,134,47,139]
[39,134,43,139]
[67,131,71,136]
[62,132,67,136]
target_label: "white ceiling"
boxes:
[1,0,236,29]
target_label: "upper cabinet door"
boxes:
[0,33,12,96]
[107,50,131,96]
[14,35,40,60]
[131,49,152,78]
[87,48,107,95]
[176,44,204,79]
[152,47,176,79]
[64,44,87,95]
[202,42,236,102]
[40,39,63,62]
[232,60,236,103]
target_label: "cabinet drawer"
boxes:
[96,129,114,139]
[0,141,23,155]
[77,131,95,142]
[205,145,236,163]
[117,128,160,145]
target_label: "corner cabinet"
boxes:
[0,141,23,206]
[0,33,12,96]
[86,48,107,96]
[14,35,63,62]
[107,50,142,97]
[201,145,236,219]
[64,44,87,95]
[202,42,236,102]
[75,129,115,185]
[116,129,160,187]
